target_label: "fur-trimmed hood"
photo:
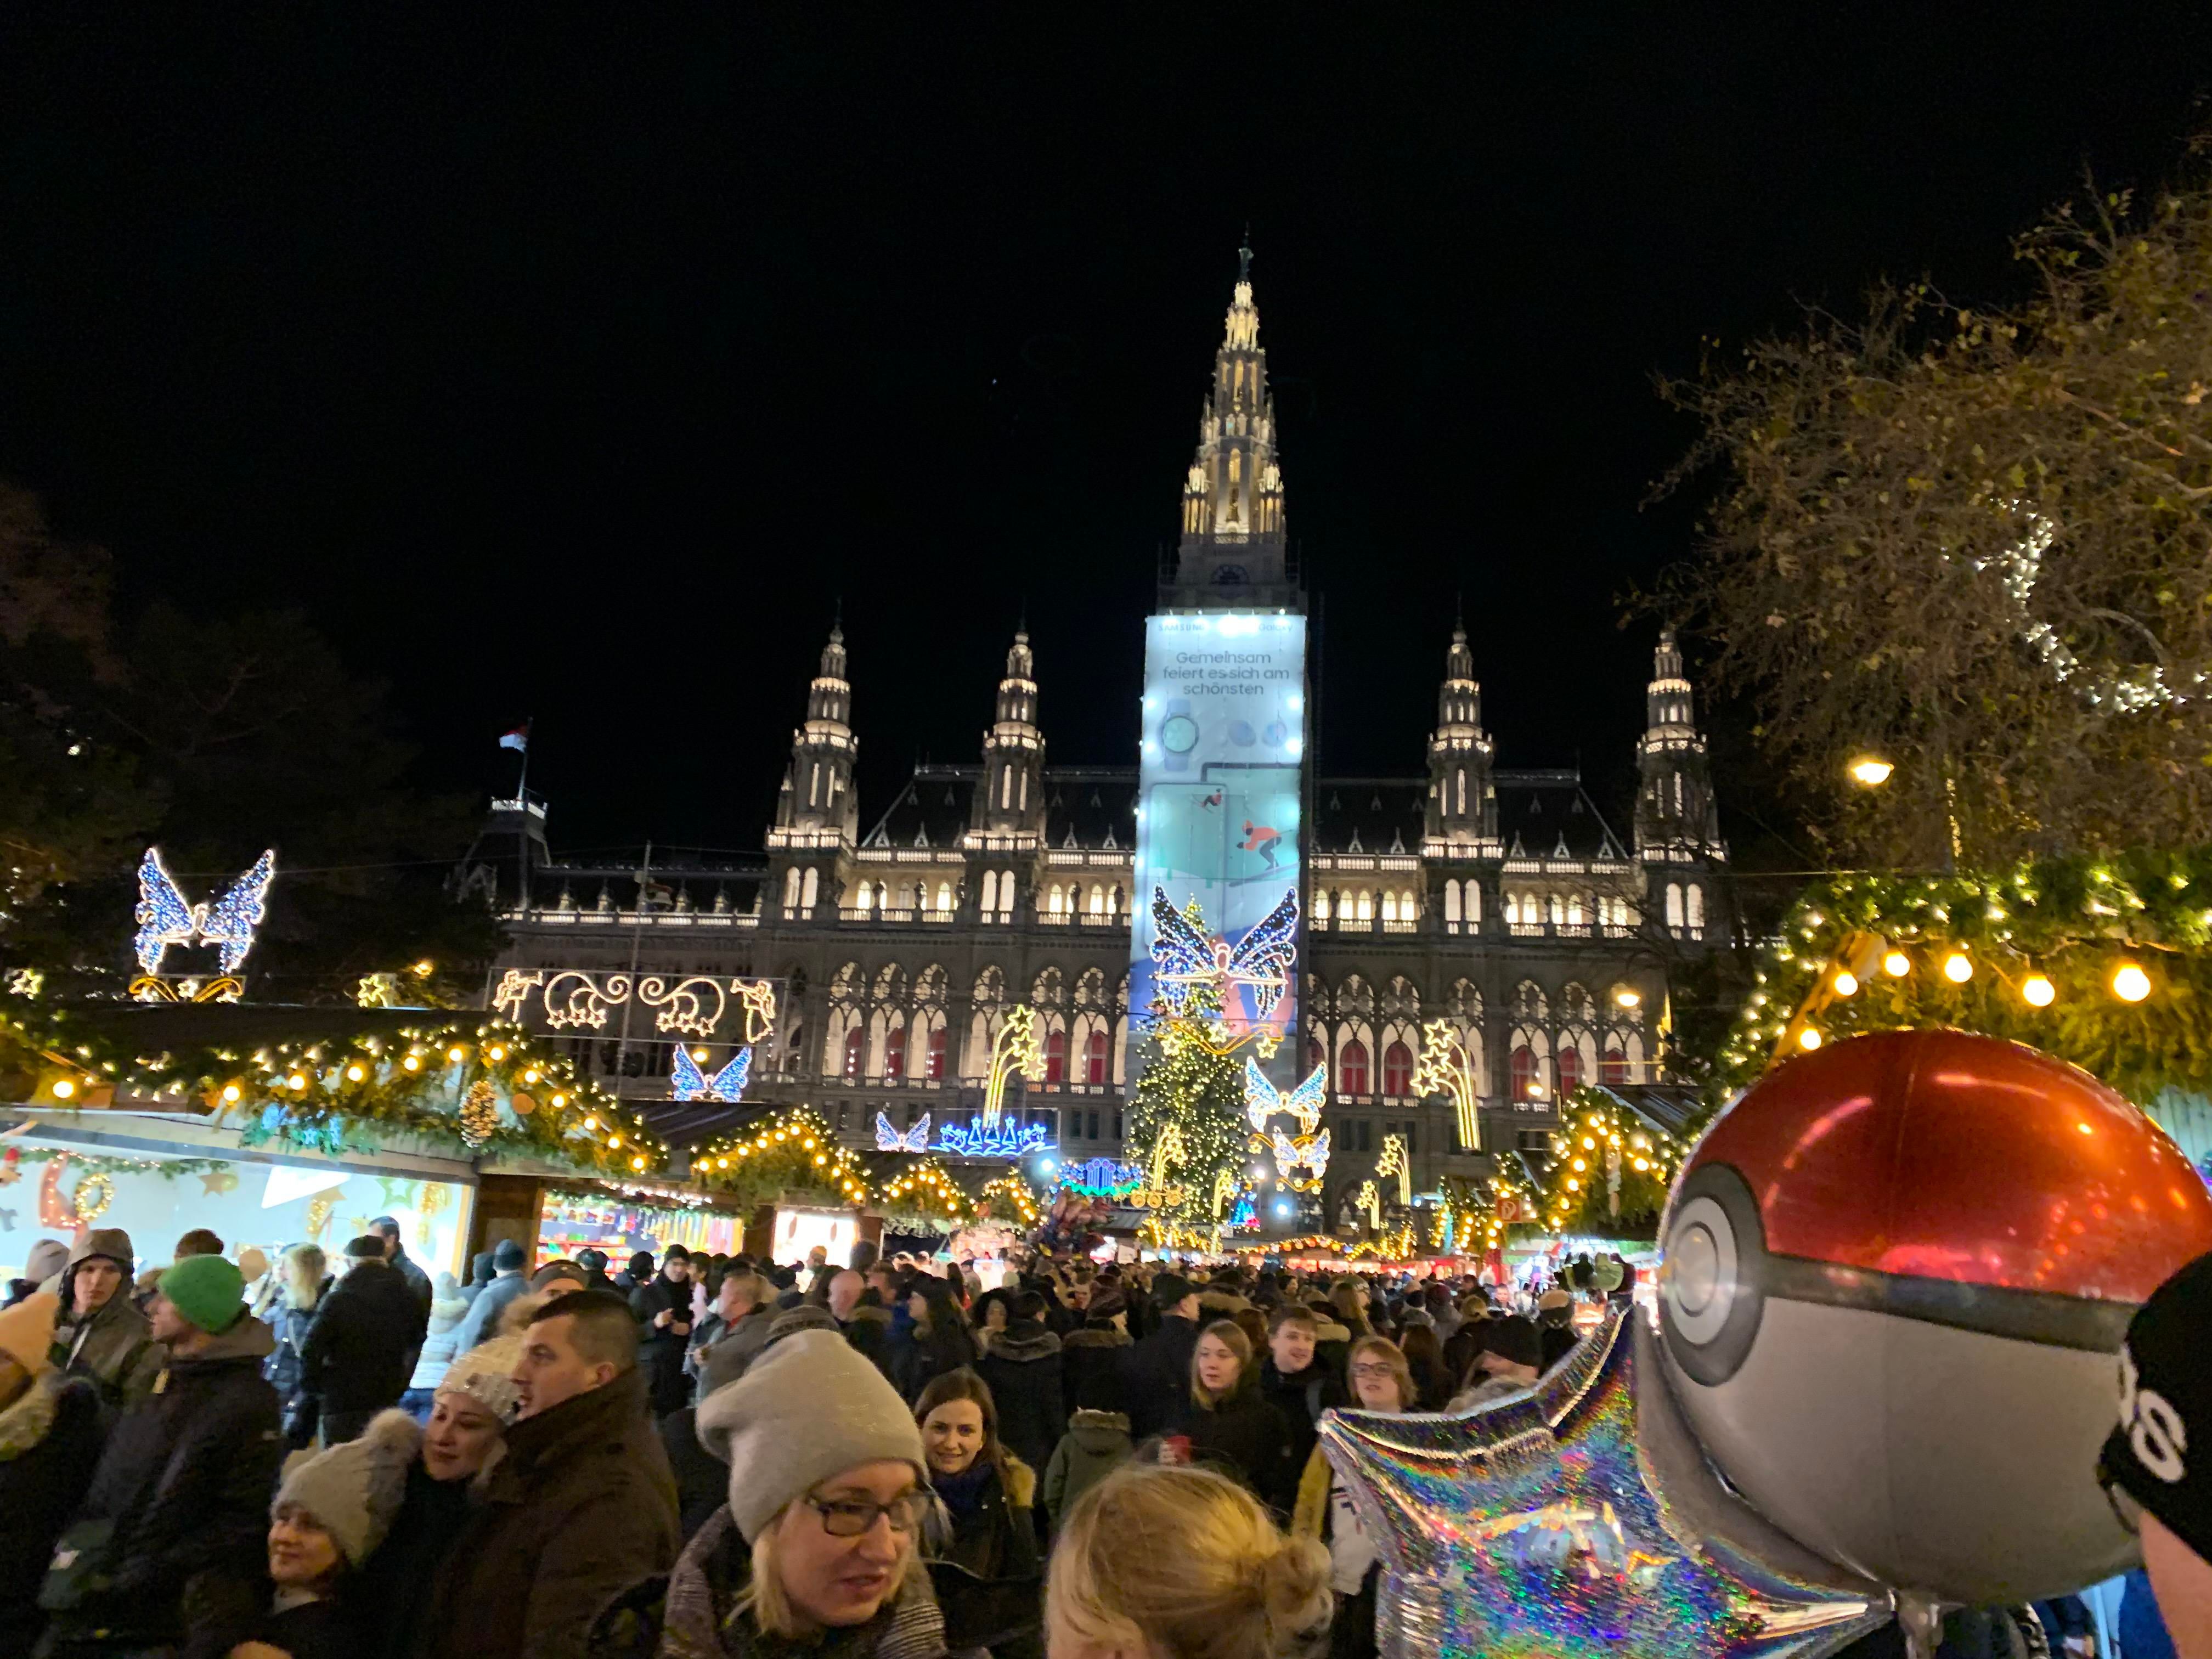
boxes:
[982,1323,1062,1364]
[1062,1325,1131,1349]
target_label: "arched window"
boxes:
[884,1026,907,1079]
[1048,883,1065,915]
[1382,1041,1413,1097]
[1601,1043,1629,1086]
[1085,1029,1109,1085]
[1340,1039,1370,1096]
[1443,883,1461,924]
[842,1028,865,1079]
[1043,1029,1068,1085]
[1665,883,1685,929]
[1356,890,1374,921]
[1687,884,1706,930]
[800,867,820,910]
[1380,890,1399,923]
[926,1027,949,1081]
[936,882,953,913]
[1308,1035,1327,1076]
[855,883,873,912]
[782,867,801,908]
[1557,1047,1583,1096]
[1455,768,1467,816]
[1464,880,1481,923]
[1510,1045,1538,1101]
[1088,885,1105,916]
[1313,889,1331,922]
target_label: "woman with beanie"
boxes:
[232,1409,420,1659]
[1046,1463,1332,1659]
[1165,1321,1299,1520]
[913,1369,1042,1656]
[631,1327,949,1657]
[353,1331,525,1659]
[1292,1336,1413,1659]
[890,1277,977,1406]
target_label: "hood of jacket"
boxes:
[176,1311,276,1369]
[64,1228,135,1274]
[1311,1315,1351,1343]
[1065,1409,1131,1452]
[984,1322,1062,1363]
[1063,1325,1131,1349]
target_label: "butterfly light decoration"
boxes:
[670,1045,752,1103]
[134,847,276,975]
[1149,886,1299,1041]
[875,1110,932,1153]
[1243,1056,1326,1135]
[1271,1125,1331,1181]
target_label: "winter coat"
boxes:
[422,1364,680,1659]
[843,1303,894,1380]
[629,1273,697,1417]
[1448,1373,1532,1413]
[0,1372,103,1659]
[929,1458,1042,1659]
[1042,1409,1132,1528]
[46,1314,283,1657]
[408,1286,472,1393]
[244,1594,369,1659]
[298,1258,428,1419]
[888,1317,978,1407]
[1169,1388,1299,1519]
[50,1254,164,1418]
[974,1322,1065,1475]
[1119,1312,1199,1440]
[452,1268,531,1352]
[1058,1325,1131,1419]
[356,1456,476,1659]
[387,1242,435,1319]
[617,1503,946,1659]
[1259,1358,1346,1479]
[658,1404,730,1542]
[696,1305,777,1400]
[262,1286,327,1408]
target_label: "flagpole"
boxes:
[515,716,533,805]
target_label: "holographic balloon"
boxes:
[1319,1306,1891,1659]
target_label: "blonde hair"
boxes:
[1345,1335,1414,1412]
[1189,1318,1253,1409]
[1047,1463,1331,1659]
[1328,1280,1368,1334]
[739,1496,929,1639]
[283,1244,327,1312]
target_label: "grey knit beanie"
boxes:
[696,1329,926,1542]
[273,1409,420,1566]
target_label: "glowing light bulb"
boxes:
[1942,952,1972,984]
[1883,951,1911,978]
[50,1078,75,1099]
[221,1083,242,1102]
[345,1064,365,1082]
[1613,988,1640,1009]
[448,1046,466,1062]
[1832,972,1859,997]
[1848,755,1895,787]
[2021,974,2056,1008]
[1797,1027,1823,1051]
[2112,963,2152,1003]
[288,1073,309,1090]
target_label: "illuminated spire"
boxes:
[975,629,1045,836]
[1425,623,1494,845]
[775,619,858,840]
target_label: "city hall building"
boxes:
[465,252,1729,1217]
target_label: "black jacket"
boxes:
[975,1322,1066,1475]
[1059,1325,1132,1419]
[299,1259,428,1418]
[387,1243,435,1317]
[656,1404,729,1542]
[51,1316,283,1656]
[1258,1357,1345,1478]
[628,1273,696,1416]
[356,1458,475,1659]
[888,1317,978,1406]
[0,1372,103,1659]
[932,1459,1043,1659]
[1120,1312,1199,1440]
[262,1286,328,1407]
[1169,1388,1299,1519]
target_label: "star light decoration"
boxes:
[1149,885,1300,1055]
[981,1006,1047,1128]
[1413,1019,1482,1152]
[1319,1307,1888,1659]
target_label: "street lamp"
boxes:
[1848,755,1895,787]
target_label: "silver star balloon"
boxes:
[1319,1307,1894,1659]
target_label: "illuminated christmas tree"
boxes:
[1127,978,1250,1231]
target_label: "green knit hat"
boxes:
[159,1254,245,1334]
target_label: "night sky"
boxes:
[0,9,2205,859]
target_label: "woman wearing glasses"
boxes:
[1291,1336,1414,1659]
[673,1329,950,1657]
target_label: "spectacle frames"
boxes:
[810,1492,925,1538]
[1351,1362,1400,1380]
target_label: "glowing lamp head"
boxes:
[221,1083,242,1103]
[1883,951,1911,978]
[2111,962,2152,1003]
[1832,972,1859,997]
[1848,755,1895,787]
[50,1077,75,1099]
[1797,1026,1823,1051]
[2021,974,2056,1008]
[1614,988,1641,1009]
[1943,952,1973,984]
[412,960,435,977]
[345,1064,365,1082]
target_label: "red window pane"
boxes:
[1601,1046,1629,1086]
[884,1027,907,1080]
[1340,1039,1370,1096]
[1510,1045,1537,1099]
[1382,1041,1413,1097]
[1558,1047,1583,1097]
[1085,1029,1109,1085]
[842,1028,865,1079]
[1044,1029,1067,1085]
[1308,1036,1327,1076]
[926,1028,948,1080]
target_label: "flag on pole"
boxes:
[499,723,530,753]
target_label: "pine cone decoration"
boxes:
[459,1079,499,1148]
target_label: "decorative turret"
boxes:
[1424,619,1496,845]
[1634,628,1725,860]
[973,630,1046,837]
[774,624,859,843]
[1161,241,1297,609]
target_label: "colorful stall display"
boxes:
[766,1205,861,1271]
[537,1191,738,1265]
[0,1141,471,1285]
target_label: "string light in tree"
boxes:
[1543,1090,1680,1233]
[693,1107,870,1206]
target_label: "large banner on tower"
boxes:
[1131,613,1307,1082]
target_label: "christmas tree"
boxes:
[1127,978,1250,1231]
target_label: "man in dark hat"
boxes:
[2102,1251,2212,1659]
[1120,1271,1201,1440]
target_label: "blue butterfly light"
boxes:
[670,1045,751,1103]
[134,847,276,975]
[875,1110,931,1153]
[1149,884,1299,1022]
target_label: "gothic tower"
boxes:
[1633,628,1724,859]
[1424,621,1497,845]
[973,630,1047,838]
[775,624,859,843]
[1160,242,1296,608]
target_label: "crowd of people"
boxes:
[0,1223,2206,1659]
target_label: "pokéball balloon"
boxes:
[1657,1029,2212,1604]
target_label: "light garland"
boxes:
[493,969,778,1043]
[693,1106,871,1207]
[979,1171,1042,1227]
[1540,1090,1680,1235]
[877,1156,973,1227]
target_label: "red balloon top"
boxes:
[1691,1029,2212,1304]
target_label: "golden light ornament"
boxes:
[50,1078,75,1099]
[1798,1026,1824,1051]
[2021,974,2057,1008]
[447,1046,466,1062]
[413,960,435,976]
[1943,952,1973,984]
[288,1073,308,1090]
[2111,962,2153,1003]
[221,1082,242,1103]
[1883,951,1911,977]
[1848,755,1895,787]
[403,1054,421,1071]
[1832,972,1859,997]
[345,1064,366,1082]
